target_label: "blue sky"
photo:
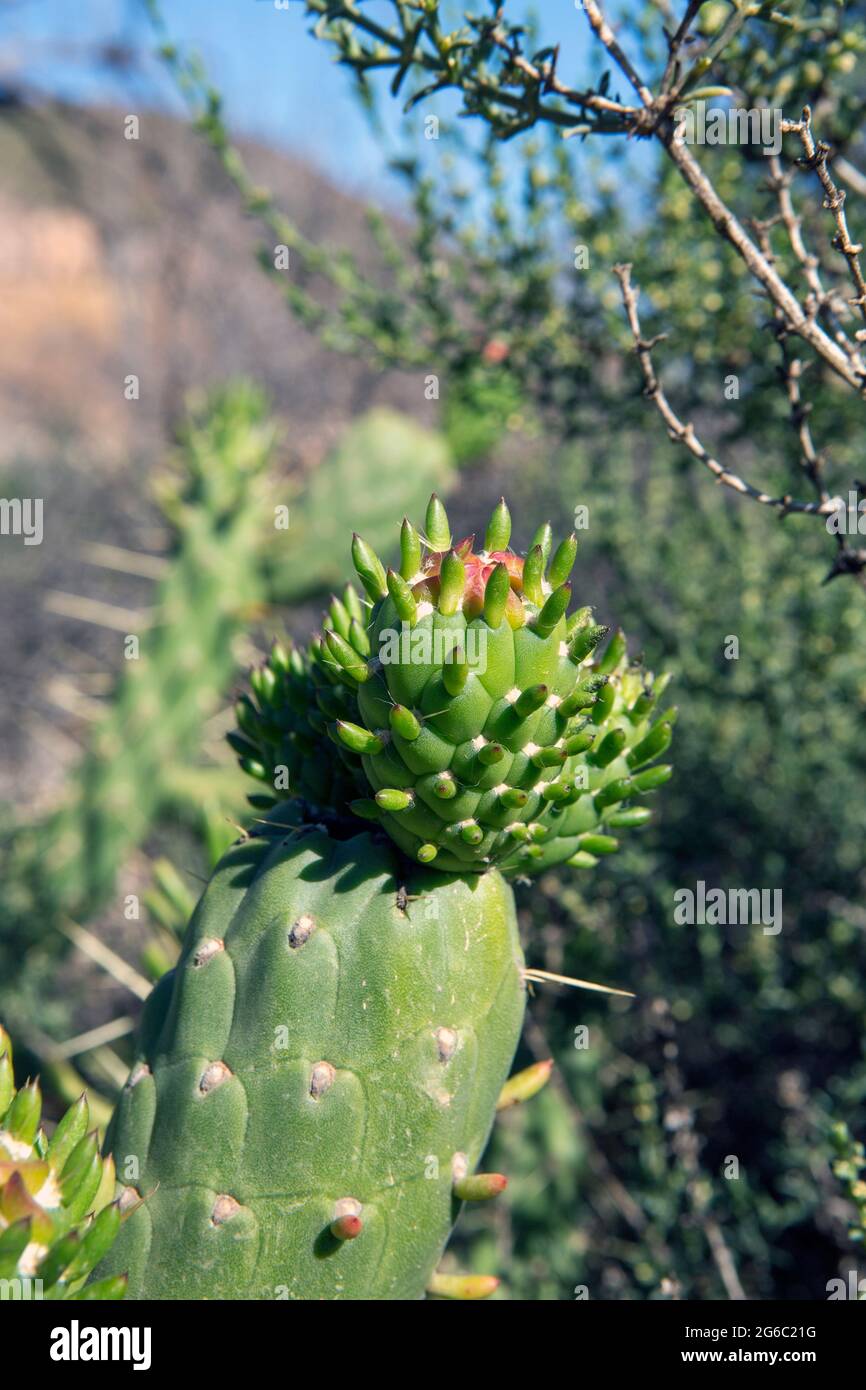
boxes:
[0,0,607,205]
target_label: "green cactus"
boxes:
[99,813,525,1299]
[0,1027,126,1300]
[269,409,454,602]
[99,493,673,1299]
[0,384,275,1004]
[237,495,674,875]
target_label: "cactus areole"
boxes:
[99,494,674,1299]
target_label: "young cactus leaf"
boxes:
[569,622,609,664]
[529,520,553,565]
[425,493,451,551]
[632,764,673,791]
[343,582,364,624]
[453,1172,508,1201]
[477,741,505,766]
[400,516,422,580]
[514,684,548,719]
[438,549,466,616]
[589,728,627,768]
[496,1059,553,1110]
[389,704,421,741]
[483,561,511,628]
[484,497,512,553]
[427,1272,500,1300]
[606,806,653,828]
[351,533,388,602]
[375,788,414,812]
[387,568,418,625]
[330,1213,363,1241]
[548,533,578,588]
[522,544,546,605]
[328,594,351,640]
[442,649,470,696]
[334,721,384,756]
[325,630,371,683]
[596,627,628,676]
[533,583,571,639]
[348,619,370,657]
[626,721,673,769]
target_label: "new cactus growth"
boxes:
[101,495,674,1299]
[236,495,674,875]
[0,1027,126,1300]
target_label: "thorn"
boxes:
[496,1059,553,1111]
[522,968,634,998]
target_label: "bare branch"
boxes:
[782,108,866,331]
[613,263,841,519]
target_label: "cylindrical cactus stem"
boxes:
[98,814,527,1300]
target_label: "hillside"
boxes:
[0,97,428,805]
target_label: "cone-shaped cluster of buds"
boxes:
[231,495,674,874]
[228,589,368,814]
[0,1026,128,1299]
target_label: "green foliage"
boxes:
[270,408,454,599]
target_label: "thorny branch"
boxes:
[614,263,837,519]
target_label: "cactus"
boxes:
[0,1027,126,1300]
[99,814,525,1299]
[0,384,275,1005]
[270,409,454,601]
[237,495,674,875]
[100,494,674,1299]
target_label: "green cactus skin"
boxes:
[100,812,526,1299]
